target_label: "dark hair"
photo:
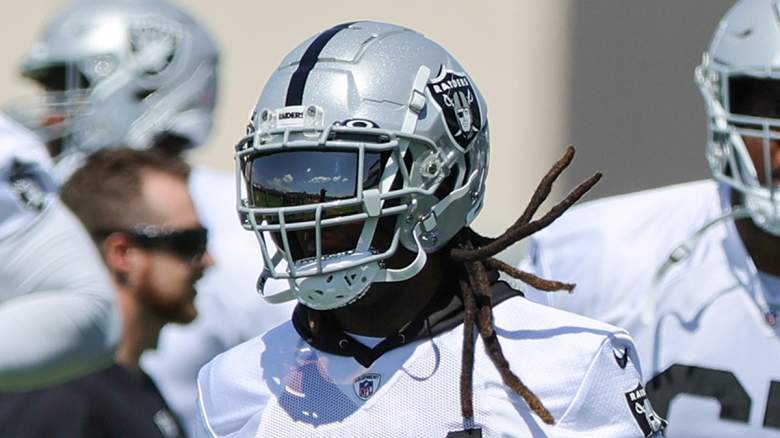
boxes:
[61,147,191,238]
[450,146,601,425]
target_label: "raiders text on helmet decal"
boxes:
[278,111,303,120]
[427,67,482,150]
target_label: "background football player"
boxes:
[196,21,664,437]
[4,0,292,433]
[519,0,780,435]
[0,113,120,391]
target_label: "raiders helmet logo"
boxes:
[128,17,183,76]
[427,67,482,150]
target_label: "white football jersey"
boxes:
[142,167,295,436]
[0,113,120,389]
[195,294,661,438]
[519,180,780,437]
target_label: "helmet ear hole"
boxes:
[462,149,472,181]
[135,88,156,101]
[434,169,458,201]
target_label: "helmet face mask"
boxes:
[236,22,490,310]
[697,0,780,236]
[5,0,219,179]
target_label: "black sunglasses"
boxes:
[95,225,209,262]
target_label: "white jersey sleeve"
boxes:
[557,332,665,437]
[0,113,120,390]
[518,180,720,329]
[0,199,121,390]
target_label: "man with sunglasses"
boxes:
[0,148,213,437]
[3,1,292,433]
[518,1,780,436]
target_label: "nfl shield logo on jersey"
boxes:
[353,373,381,401]
[427,67,482,150]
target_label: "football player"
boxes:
[5,0,292,432]
[195,21,665,437]
[0,113,120,390]
[518,0,780,435]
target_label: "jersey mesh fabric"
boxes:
[198,297,656,438]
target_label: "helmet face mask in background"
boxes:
[5,0,219,179]
[696,0,780,235]
[236,22,490,310]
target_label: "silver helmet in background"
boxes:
[696,0,780,235]
[236,21,490,310]
[7,0,219,179]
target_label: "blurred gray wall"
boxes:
[560,1,735,199]
[0,0,571,264]
[0,0,743,263]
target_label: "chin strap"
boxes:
[642,206,750,325]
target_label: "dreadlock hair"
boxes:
[450,146,601,426]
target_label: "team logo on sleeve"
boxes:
[427,67,482,150]
[8,159,53,213]
[625,384,667,437]
[353,373,381,400]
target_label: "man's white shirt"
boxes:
[142,166,294,436]
[519,180,780,437]
[195,295,659,437]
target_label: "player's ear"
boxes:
[101,232,136,284]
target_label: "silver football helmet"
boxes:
[696,0,780,235]
[6,0,219,178]
[236,21,490,310]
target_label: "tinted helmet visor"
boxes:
[244,148,389,261]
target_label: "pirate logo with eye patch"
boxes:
[427,67,482,150]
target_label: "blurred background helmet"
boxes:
[5,0,219,179]
[696,0,780,235]
[236,21,490,310]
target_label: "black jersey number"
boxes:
[647,364,780,429]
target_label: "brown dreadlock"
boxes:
[450,146,601,425]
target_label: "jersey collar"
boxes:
[291,270,521,367]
